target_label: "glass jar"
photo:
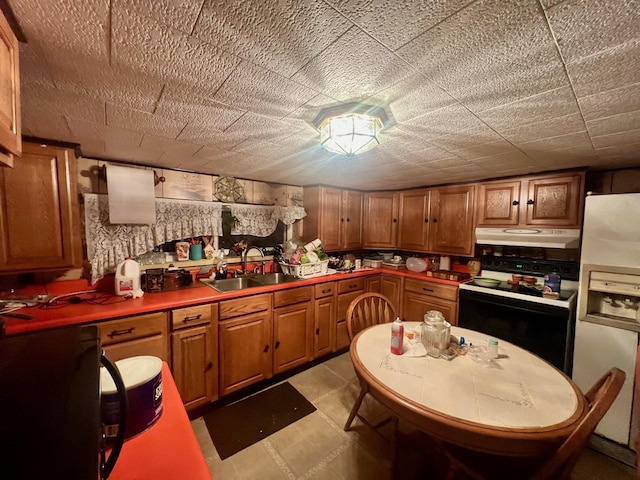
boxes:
[421,310,450,358]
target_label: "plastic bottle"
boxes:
[115,257,141,296]
[390,317,404,355]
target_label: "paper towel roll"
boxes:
[107,164,156,224]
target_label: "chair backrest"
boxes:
[346,292,397,341]
[532,367,626,480]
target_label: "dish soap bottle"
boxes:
[390,317,404,355]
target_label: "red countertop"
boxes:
[109,362,212,480]
[2,268,468,336]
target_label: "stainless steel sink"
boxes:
[201,273,300,292]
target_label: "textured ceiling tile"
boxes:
[139,134,203,157]
[330,0,475,51]
[592,128,640,149]
[398,104,488,140]
[101,144,164,164]
[290,27,412,102]
[517,131,594,151]
[111,6,241,98]
[365,73,457,123]
[477,87,580,131]
[67,117,143,148]
[178,125,243,150]
[10,0,108,60]
[193,0,352,78]
[579,83,640,121]
[568,39,640,98]
[20,111,72,141]
[213,61,319,118]
[442,141,522,162]
[499,113,587,144]
[154,86,246,129]
[17,42,54,84]
[587,111,640,138]
[224,112,303,142]
[428,125,508,151]
[113,0,203,34]
[396,0,564,108]
[106,103,187,139]
[547,0,639,63]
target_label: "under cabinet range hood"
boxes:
[475,227,581,249]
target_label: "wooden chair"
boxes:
[344,293,398,431]
[345,292,397,342]
[344,293,399,468]
[444,367,626,480]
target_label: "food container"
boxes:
[363,259,383,268]
[101,356,163,440]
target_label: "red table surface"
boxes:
[108,362,212,480]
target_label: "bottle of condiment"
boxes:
[390,317,404,355]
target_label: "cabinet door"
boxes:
[314,295,335,358]
[342,190,363,249]
[429,184,475,256]
[336,288,365,350]
[381,275,402,317]
[366,275,381,292]
[219,311,272,396]
[402,290,458,325]
[363,192,398,248]
[398,189,430,250]
[0,9,20,166]
[103,335,170,364]
[172,324,217,410]
[273,301,313,374]
[524,173,584,226]
[321,187,343,250]
[0,143,81,272]
[477,180,521,226]
[98,312,170,363]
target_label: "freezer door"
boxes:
[573,320,637,445]
[581,193,640,268]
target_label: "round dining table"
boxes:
[350,322,588,461]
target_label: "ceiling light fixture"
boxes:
[313,103,388,156]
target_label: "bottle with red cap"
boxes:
[390,317,404,355]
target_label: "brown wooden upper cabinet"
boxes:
[398,185,475,256]
[0,142,82,272]
[0,9,20,167]
[477,171,585,228]
[303,186,362,251]
[363,191,398,249]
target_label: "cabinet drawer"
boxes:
[338,277,366,294]
[404,278,458,301]
[171,304,212,330]
[314,282,336,298]
[98,312,168,346]
[273,286,313,308]
[220,293,271,320]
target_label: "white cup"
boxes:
[392,255,402,262]
[355,259,362,270]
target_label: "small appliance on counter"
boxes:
[141,267,193,292]
[0,325,128,479]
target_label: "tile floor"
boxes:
[191,353,637,479]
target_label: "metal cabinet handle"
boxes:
[340,218,344,223]
[263,344,270,352]
[182,314,202,324]
[527,199,534,205]
[107,327,135,338]
[424,218,429,223]
[315,328,320,335]
[275,341,280,349]
[432,218,438,223]
[346,217,350,222]
[512,200,519,205]
[322,289,332,294]
[393,218,397,222]
[422,287,434,292]
[205,362,213,371]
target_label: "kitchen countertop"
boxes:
[2,268,468,336]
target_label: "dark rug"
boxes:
[203,382,316,460]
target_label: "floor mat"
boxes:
[203,382,316,460]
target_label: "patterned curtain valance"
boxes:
[229,204,306,237]
[84,193,223,284]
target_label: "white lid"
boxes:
[100,355,162,394]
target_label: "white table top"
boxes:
[354,323,580,429]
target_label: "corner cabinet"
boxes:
[303,186,362,251]
[398,185,475,256]
[171,304,218,410]
[477,171,585,228]
[363,191,398,249]
[0,8,20,167]
[0,142,82,272]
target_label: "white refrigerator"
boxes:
[573,193,640,456]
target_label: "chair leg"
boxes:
[344,386,368,431]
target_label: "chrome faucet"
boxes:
[243,246,265,275]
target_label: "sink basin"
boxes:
[202,273,300,292]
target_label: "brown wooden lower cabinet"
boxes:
[314,282,336,358]
[218,294,273,397]
[97,312,170,363]
[402,278,458,325]
[273,286,314,374]
[170,304,218,410]
[336,277,366,349]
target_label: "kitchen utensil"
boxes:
[472,277,502,287]
[406,257,427,272]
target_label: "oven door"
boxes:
[458,289,575,374]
